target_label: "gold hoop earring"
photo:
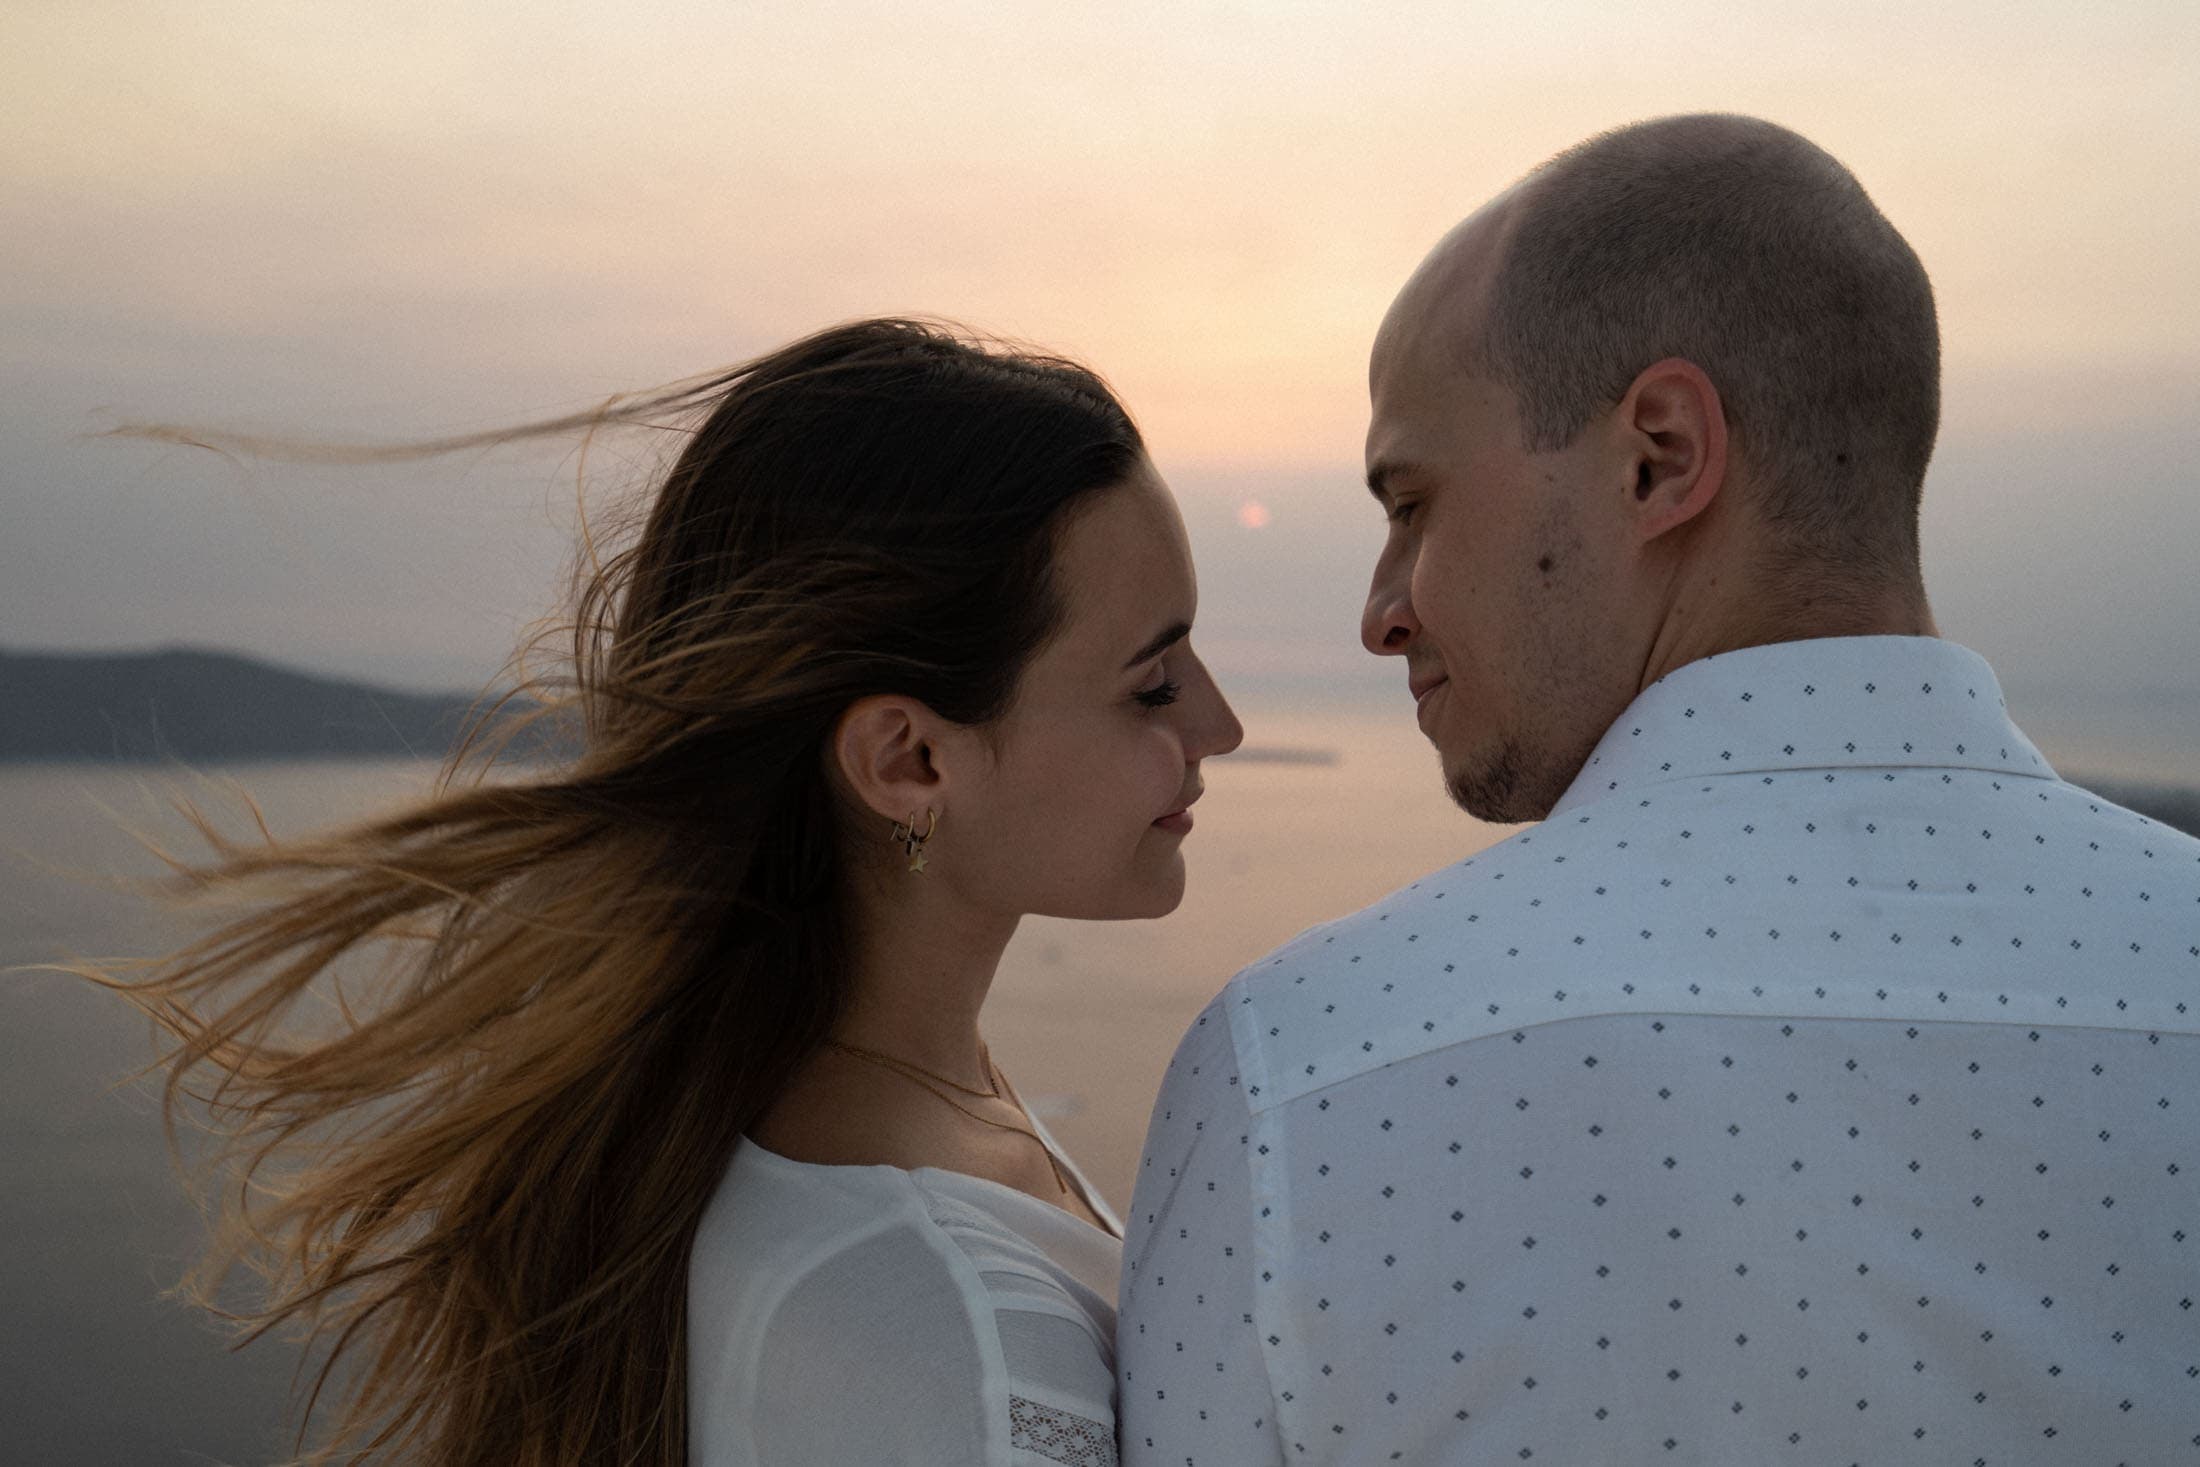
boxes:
[888,807,938,873]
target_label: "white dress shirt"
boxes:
[688,1110,1124,1466]
[1120,636,2199,1465]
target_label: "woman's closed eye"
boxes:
[1135,679,1182,709]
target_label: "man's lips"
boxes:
[1410,673,1449,705]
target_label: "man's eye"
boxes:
[1388,500,1419,527]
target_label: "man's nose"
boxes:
[1361,563,1419,656]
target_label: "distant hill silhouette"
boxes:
[0,646,487,763]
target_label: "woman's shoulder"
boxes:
[690,1137,935,1304]
[687,1143,981,1410]
[686,1148,1001,1463]
[686,1142,1121,1465]
[690,1138,1114,1314]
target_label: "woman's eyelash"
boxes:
[1135,680,1182,709]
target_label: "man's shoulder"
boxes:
[1219,768,2200,1115]
[1225,791,1684,1005]
[1219,824,1580,1111]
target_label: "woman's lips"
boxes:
[1153,789,1200,834]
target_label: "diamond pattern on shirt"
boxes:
[1119,637,2200,1466]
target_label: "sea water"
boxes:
[1,702,2190,1463]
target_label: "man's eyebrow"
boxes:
[1122,621,1191,672]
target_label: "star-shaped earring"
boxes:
[891,808,938,874]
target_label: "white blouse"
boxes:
[688,1109,1125,1467]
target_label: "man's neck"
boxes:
[1638,560,1937,693]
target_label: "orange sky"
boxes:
[2,1,2196,708]
[6,0,2195,474]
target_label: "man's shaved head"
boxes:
[1468,114,1940,576]
[1363,116,1942,823]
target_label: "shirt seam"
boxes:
[1224,990,1297,1454]
[1551,757,2064,819]
[1243,1007,2200,1113]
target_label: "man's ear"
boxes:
[1618,357,1728,542]
[831,694,950,829]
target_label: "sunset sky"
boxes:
[4,1,2195,734]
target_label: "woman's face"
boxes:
[944,461,1243,920]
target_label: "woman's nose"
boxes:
[1191,657,1244,758]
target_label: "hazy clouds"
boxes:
[3,0,2195,714]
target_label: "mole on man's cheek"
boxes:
[1537,555,1555,574]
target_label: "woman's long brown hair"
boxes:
[67,319,1143,1464]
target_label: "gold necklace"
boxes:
[826,1038,1001,1099]
[823,1039,1069,1196]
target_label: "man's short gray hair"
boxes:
[1476,115,1940,572]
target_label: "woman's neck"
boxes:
[742,882,1108,1219]
[829,877,1021,1089]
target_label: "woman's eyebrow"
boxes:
[1121,621,1191,672]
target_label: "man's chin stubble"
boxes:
[1446,740,1531,824]
[1445,738,1580,825]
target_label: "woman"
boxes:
[85,318,1242,1465]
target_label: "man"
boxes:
[1117,115,2198,1464]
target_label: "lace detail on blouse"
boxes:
[1008,1394,1117,1466]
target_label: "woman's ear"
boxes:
[830,695,949,828]
[1620,356,1729,542]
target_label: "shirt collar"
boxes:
[1548,636,2056,819]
